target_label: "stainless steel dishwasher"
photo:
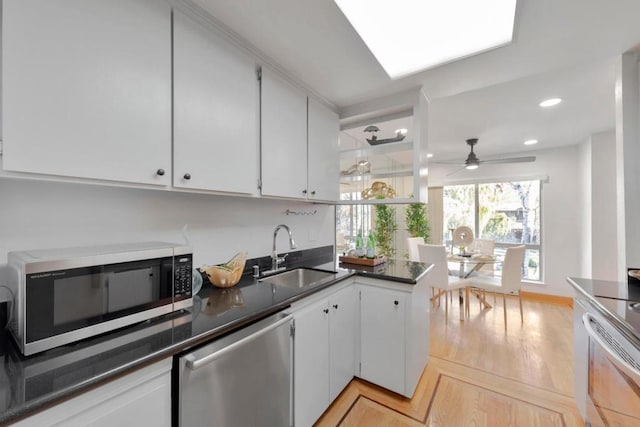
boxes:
[178,312,293,426]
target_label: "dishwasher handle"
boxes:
[185,314,293,371]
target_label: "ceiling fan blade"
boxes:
[432,160,465,165]
[446,166,467,176]
[479,156,536,165]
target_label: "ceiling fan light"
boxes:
[465,164,479,170]
[539,98,562,108]
[524,139,538,145]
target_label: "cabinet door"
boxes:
[13,359,172,427]
[3,0,171,185]
[308,98,340,202]
[573,298,589,419]
[294,299,330,427]
[260,68,308,199]
[329,285,356,401]
[173,11,259,194]
[359,286,406,395]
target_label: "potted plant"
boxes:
[374,200,398,258]
[405,202,429,242]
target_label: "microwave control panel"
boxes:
[174,254,193,298]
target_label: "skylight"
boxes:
[334,0,518,79]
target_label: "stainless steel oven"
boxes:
[583,310,640,426]
[7,242,192,356]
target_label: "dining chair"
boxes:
[472,238,495,256]
[418,244,469,318]
[406,237,425,262]
[469,245,526,328]
[471,238,495,275]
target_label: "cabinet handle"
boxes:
[323,308,329,314]
[156,168,165,176]
[311,190,316,196]
[394,300,399,306]
[333,304,339,309]
[183,173,191,180]
[302,189,307,195]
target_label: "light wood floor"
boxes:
[316,293,584,427]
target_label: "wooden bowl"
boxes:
[202,252,247,288]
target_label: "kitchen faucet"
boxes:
[269,224,296,273]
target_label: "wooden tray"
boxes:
[338,255,387,266]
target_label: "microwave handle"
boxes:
[582,313,640,382]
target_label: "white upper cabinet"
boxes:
[173,10,259,194]
[308,98,340,201]
[2,0,172,186]
[260,68,340,202]
[260,68,308,199]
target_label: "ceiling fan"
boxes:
[435,138,536,175]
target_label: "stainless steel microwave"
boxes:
[7,242,193,356]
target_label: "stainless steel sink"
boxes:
[259,268,337,289]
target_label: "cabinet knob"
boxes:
[323,308,329,314]
[156,168,165,176]
[311,190,316,196]
[183,173,191,180]
[333,304,339,309]
[302,189,307,195]
[394,300,399,306]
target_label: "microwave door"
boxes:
[107,265,160,312]
[53,273,106,326]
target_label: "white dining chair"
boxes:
[406,237,425,262]
[471,238,495,275]
[472,238,495,256]
[469,245,526,328]
[418,244,469,319]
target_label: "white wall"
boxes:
[577,139,592,278]
[0,179,335,271]
[428,144,583,297]
[590,131,618,279]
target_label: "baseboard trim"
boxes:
[521,291,573,307]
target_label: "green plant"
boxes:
[374,202,398,258]
[528,258,538,269]
[405,202,429,241]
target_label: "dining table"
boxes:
[447,253,503,320]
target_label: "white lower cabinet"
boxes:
[291,273,430,425]
[359,286,407,395]
[14,359,172,427]
[329,286,357,400]
[573,297,589,421]
[293,285,356,427]
[356,276,430,398]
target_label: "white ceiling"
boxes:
[191,0,640,160]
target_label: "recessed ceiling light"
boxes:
[334,0,517,79]
[539,98,562,108]
[524,139,538,146]
[426,153,434,158]
[395,128,408,135]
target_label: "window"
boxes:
[336,192,372,253]
[443,180,541,281]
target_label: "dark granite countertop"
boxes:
[336,257,431,284]
[0,249,431,425]
[567,277,640,350]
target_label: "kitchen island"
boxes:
[0,247,432,425]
